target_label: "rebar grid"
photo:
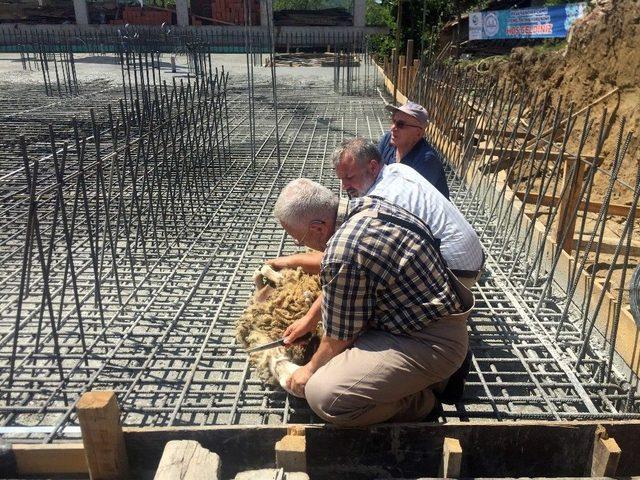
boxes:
[404,61,640,414]
[1,47,639,442]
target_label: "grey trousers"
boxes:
[305,273,474,427]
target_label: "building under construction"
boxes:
[0,10,639,480]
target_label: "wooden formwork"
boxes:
[1,391,639,479]
[376,60,640,379]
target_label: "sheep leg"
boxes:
[253,264,284,289]
[269,348,305,398]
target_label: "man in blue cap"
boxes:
[379,101,449,199]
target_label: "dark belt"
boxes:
[450,268,480,279]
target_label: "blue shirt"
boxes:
[378,131,449,200]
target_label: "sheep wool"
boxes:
[236,265,322,384]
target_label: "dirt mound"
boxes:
[482,0,640,198]
[489,0,640,110]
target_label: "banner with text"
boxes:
[469,3,587,40]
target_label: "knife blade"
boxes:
[245,332,313,353]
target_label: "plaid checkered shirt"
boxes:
[321,196,462,340]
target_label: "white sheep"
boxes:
[236,264,321,397]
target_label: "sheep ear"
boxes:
[258,264,284,287]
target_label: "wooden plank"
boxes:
[154,440,220,480]
[306,422,600,478]
[487,146,595,165]
[77,390,130,480]
[454,125,532,139]
[12,443,87,475]
[556,157,585,254]
[275,434,307,472]
[123,421,640,479]
[439,437,462,478]
[406,39,414,66]
[575,237,640,256]
[515,190,638,218]
[125,426,289,480]
[591,427,621,477]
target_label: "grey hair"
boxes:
[330,137,383,169]
[273,178,339,227]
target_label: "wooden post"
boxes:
[439,437,462,478]
[398,55,406,95]
[154,440,220,480]
[77,391,130,480]
[411,58,420,96]
[406,39,414,66]
[590,426,621,477]
[391,48,398,104]
[275,426,306,472]
[555,156,585,254]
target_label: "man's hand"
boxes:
[266,256,290,271]
[286,364,314,398]
[283,313,318,345]
[266,251,324,275]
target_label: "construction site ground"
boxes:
[0,47,638,456]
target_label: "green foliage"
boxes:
[366,0,484,58]
[366,0,394,26]
[273,0,352,10]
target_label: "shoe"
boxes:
[422,399,443,422]
[436,349,473,405]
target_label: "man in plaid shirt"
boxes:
[272,178,474,425]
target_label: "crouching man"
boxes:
[273,178,473,426]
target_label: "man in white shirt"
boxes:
[271,137,483,281]
[335,138,483,274]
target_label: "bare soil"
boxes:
[482,0,640,201]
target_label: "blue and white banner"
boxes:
[469,3,587,40]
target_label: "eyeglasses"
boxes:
[292,220,324,247]
[392,119,424,130]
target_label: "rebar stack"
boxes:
[406,62,640,417]
[0,66,232,439]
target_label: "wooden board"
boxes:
[121,421,640,479]
[12,443,87,475]
[154,440,220,480]
[77,390,130,480]
[440,437,462,478]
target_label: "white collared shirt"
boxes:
[365,163,483,271]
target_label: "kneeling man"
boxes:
[273,178,473,426]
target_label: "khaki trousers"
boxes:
[305,272,474,427]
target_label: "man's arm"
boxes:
[283,294,322,344]
[267,250,323,274]
[287,261,373,397]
